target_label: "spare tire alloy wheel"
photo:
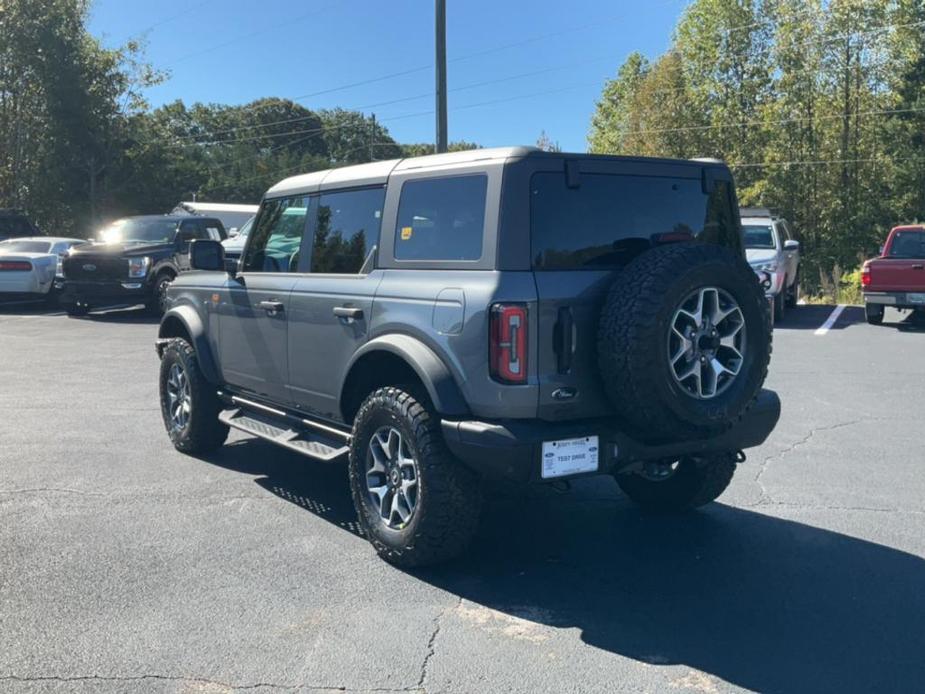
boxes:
[597,243,771,442]
[365,426,419,529]
[668,287,746,399]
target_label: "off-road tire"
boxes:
[616,452,737,512]
[598,243,771,443]
[865,303,884,325]
[64,302,89,317]
[158,338,228,454]
[348,387,482,567]
[148,272,175,315]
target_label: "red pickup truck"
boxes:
[862,224,925,324]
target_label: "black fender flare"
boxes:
[156,304,221,384]
[341,334,469,418]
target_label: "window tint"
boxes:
[531,173,740,270]
[312,188,384,274]
[889,230,925,258]
[0,240,51,253]
[743,224,776,249]
[395,175,487,261]
[242,196,309,273]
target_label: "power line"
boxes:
[164,2,339,67]
[730,155,916,169]
[169,54,617,143]
[618,105,925,138]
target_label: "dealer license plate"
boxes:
[541,436,599,479]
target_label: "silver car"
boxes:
[741,207,801,321]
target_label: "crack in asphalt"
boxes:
[0,487,106,497]
[754,420,861,504]
[0,674,425,692]
[416,597,460,692]
[749,499,925,516]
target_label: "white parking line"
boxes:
[814,304,846,336]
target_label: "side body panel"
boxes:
[287,271,384,419]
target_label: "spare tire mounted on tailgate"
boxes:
[598,242,771,442]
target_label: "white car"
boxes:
[221,215,254,262]
[0,237,86,300]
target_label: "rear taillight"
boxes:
[0,261,32,271]
[490,303,528,384]
[861,263,871,287]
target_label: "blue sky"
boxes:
[88,1,686,152]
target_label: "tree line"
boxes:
[589,0,925,288]
[0,0,481,238]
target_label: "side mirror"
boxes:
[227,227,239,238]
[784,239,800,251]
[190,239,225,272]
[224,256,240,275]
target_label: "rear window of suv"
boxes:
[531,172,740,270]
[395,175,487,261]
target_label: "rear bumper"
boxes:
[442,389,781,483]
[864,291,925,308]
[62,280,152,307]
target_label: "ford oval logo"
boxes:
[82,264,96,271]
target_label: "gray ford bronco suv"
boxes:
[155,147,779,566]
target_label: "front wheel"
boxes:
[865,303,884,325]
[615,452,738,512]
[148,273,175,315]
[348,387,482,567]
[773,291,786,323]
[158,338,229,454]
[786,276,800,308]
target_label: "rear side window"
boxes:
[531,173,740,270]
[888,231,925,258]
[312,187,385,274]
[395,175,487,261]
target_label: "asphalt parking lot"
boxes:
[1,300,924,694]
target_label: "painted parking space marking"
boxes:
[814,304,846,336]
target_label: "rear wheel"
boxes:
[64,302,89,317]
[348,387,482,567]
[865,303,885,325]
[615,452,737,511]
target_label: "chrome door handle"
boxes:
[333,306,363,320]
[912,264,924,270]
[258,299,284,315]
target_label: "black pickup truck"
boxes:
[62,215,226,316]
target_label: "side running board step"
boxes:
[219,408,350,462]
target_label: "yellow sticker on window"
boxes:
[401,226,413,240]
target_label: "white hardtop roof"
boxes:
[175,202,259,213]
[267,146,539,198]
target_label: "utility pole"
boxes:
[369,113,376,161]
[435,0,448,153]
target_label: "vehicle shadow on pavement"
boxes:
[774,304,862,330]
[203,440,925,693]
[893,310,925,332]
[80,306,160,324]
